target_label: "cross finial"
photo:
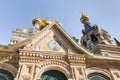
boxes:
[56,17,59,22]
[37,15,40,18]
[80,11,84,16]
[45,16,49,20]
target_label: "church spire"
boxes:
[80,14,116,50]
[80,13,96,34]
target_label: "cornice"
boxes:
[19,49,85,63]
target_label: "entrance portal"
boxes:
[41,70,67,80]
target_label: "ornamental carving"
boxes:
[39,60,69,70]
[23,31,53,51]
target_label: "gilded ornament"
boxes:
[80,14,89,23]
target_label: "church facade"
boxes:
[0,15,120,80]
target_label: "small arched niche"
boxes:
[90,34,98,43]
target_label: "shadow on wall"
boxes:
[114,38,120,46]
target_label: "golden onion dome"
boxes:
[44,18,52,24]
[32,17,41,26]
[80,14,89,24]
[39,17,52,30]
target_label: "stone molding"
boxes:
[19,49,85,63]
[35,60,70,79]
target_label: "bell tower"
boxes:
[80,14,116,51]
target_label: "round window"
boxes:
[48,40,61,51]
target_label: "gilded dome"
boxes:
[32,17,52,30]
[32,17,41,26]
[80,14,89,23]
[40,18,52,30]
[44,18,52,25]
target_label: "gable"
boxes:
[23,28,66,53]
[18,22,83,55]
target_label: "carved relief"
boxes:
[79,68,83,75]
[23,31,53,51]
[110,69,120,79]
[114,72,120,78]
[22,29,66,53]
[74,67,85,80]
[18,64,34,80]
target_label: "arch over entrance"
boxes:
[0,69,14,80]
[40,70,67,80]
[87,72,110,80]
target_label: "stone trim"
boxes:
[35,60,70,79]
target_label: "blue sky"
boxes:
[0,0,120,45]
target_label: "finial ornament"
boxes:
[55,17,59,22]
[45,16,49,20]
[37,15,40,18]
[80,11,84,16]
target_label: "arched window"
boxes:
[0,69,14,80]
[91,34,98,42]
[88,72,110,80]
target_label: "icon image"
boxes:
[48,40,61,51]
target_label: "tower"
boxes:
[80,14,116,50]
[80,14,120,56]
